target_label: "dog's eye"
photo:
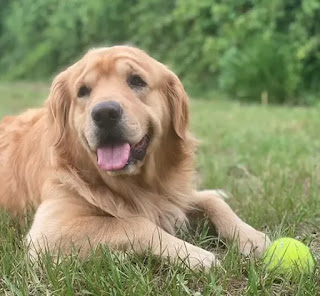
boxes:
[127,74,147,89]
[78,85,92,98]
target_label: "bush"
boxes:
[0,0,319,104]
[0,0,132,79]
[219,34,302,104]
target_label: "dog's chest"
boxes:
[136,195,188,235]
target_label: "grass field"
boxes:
[0,82,319,295]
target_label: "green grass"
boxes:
[0,82,319,295]
[0,82,49,118]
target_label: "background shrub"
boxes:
[0,0,319,104]
[219,34,302,104]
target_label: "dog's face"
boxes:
[48,46,189,175]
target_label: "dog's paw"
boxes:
[237,224,271,258]
[186,247,220,270]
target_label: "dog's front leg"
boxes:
[27,196,220,270]
[192,190,270,257]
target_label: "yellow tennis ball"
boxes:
[263,238,315,278]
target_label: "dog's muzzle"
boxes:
[91,101,150,172]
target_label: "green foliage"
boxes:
[0,0,131,79]
[219,34,302,104]
[0,0,319,104]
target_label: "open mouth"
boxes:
[96,135,150,171]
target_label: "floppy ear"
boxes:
[47,70,71,147]
[166,73,190,141]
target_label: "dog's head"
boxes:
[47,46,190,176]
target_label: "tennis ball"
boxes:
[263,238,315,278]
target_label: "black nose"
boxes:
[91,101,123,128]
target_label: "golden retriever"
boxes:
[0,46,270,268]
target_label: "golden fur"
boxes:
[0,46,270,268]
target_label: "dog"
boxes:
[0,46,270,268]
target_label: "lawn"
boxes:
[0,82,319,295]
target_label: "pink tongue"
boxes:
[97,143,130,171]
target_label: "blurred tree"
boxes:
[0,0,319,104]
[0,0,10,35]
